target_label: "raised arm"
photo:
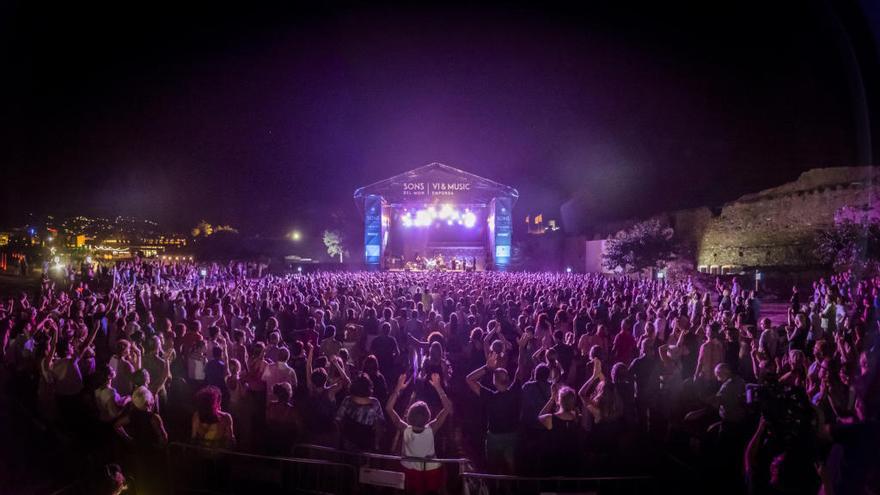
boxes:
[305,343,316,394]
[427,373,453,431]
[466,354,496,396]
[75,321,100,360]
[538,382,560,430]
[385,374,410,430]
[46,322,59,363]
[331,355,351,388]
[513,334,531,384]
[578,359,603,405]
[744,417,768,479]
[693,343,705,381]
[483,328,498,358]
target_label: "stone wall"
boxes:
[696,167,879,271]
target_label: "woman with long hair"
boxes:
[265,382,303,455]
[191,385,235,449]
[362,354,389,406]
[539,383,585,475]
[305,343,349,446]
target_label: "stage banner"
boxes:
[493,196,513,270]
[354,163,519,207]
[364,195,383,269]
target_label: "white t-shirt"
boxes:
[188,355,207,381]
[51,358,83,396]
[95,385,123,423]
[401,426,440,471]
[261,362,297,404]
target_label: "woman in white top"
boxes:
[95,364,129,423]
[386,373,452,494]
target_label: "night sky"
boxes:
[2,1,878,236]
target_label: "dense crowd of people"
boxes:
[1,258,878,494]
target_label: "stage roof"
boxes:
[353,162,519,207]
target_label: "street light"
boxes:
[290,230,302,241]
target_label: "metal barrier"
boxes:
[167,442,358,494]
[293,443,473,494]
[460,472,655,495]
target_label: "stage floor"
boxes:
[386,268,471,272]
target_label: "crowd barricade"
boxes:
[166,442,357,494]
[293,443,474,493]
[460,472,654,495]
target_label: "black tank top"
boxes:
[546,414,583,475]
[128,408,160,448]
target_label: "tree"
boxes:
[192,220,213,237]
[814,219,880,274]
[192,220,238,237]
[602,219,676,274]
[323,230,348,263]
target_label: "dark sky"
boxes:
[2,1,878,236]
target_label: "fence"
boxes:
[292,443,473,494]
[460,472,655,495]
[167,442,357,494]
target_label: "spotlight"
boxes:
[53,256,60,263]
[290,230,302,241]
[439,204,453,219]
[462,211,477,228]
[199,269,207,277]
[415,210,432,227]
[566,267,572,273]
[297,266,303,273]
[401,212,413,228]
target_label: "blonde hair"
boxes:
[131,386,154,411]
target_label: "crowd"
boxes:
[1,258,878,494]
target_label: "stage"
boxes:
[354,163,518,271]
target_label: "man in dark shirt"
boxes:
[517,364,551,475]
[628,339,659,431]
[369,322,399,380]
[551,330,574,373]
[466,350,523,474]
[204,346,228,402]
